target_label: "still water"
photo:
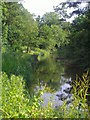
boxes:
[30,55,83,108]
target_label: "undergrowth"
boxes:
[0,71,90,118]
[2,50,35,86]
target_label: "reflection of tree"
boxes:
[64,64,84,80]
[28,55,85,93]
[32,56,65,90]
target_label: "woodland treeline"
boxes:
[1,2,90,69]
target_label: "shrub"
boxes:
[1,72,30,118]
[1,72,43,118]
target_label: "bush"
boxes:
[1,72,44,118]
[1,72,30,118]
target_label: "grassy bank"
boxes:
[2,48,51,83]
[2,50,35,87]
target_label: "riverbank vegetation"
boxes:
[1,71,90,118]
[1,1,90,118]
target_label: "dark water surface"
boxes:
[29,55,84,108]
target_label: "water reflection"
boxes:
[33,56,65,90]
[36,77,73,108]
[30,55,82,107]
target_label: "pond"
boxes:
[28,54,85,108]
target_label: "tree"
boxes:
[4,2,25,50]
[54,1,90,68]
[36,12,69,51]
[2,2,39,52]
[54,1,88,20]
[2,2,8,46]
[51,24,69,47]
[68,9,90,67]
[21,9,38,52]
[39,24,53,50]
[41,12,60,27]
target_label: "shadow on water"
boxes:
[28,54,89,107]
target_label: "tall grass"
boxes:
[0,71,90,118]
[2,50,35,86]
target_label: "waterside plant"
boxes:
[0,71,90,118]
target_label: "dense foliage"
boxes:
[2,2,89,68]
[2,2,69,53]
[1,1,90,119]
[55,2,90,69]
[1,72,89,118]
